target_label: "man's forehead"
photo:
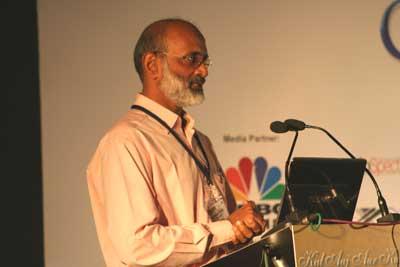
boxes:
[164,23,207,53]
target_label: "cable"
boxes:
[260,247,270,267]
[310,213,322,231]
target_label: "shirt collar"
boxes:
[182,111,195,137]
[133,94,196,133]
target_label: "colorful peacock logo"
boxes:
[225,156,285,202]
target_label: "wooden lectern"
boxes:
[205,224,400,267]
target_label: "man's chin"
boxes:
[177,93,205,107]
[190,88,205,102]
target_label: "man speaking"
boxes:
[87,18,266,267]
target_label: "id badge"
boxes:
[207,184,229,221]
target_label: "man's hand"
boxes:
[228,200,266,245]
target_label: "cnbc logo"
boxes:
[225,156,285,203]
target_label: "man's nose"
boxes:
[194,62,208,78]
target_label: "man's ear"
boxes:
[143,52,162,81]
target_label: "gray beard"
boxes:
[159,61,205,107]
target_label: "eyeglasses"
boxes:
[154,51,212,69]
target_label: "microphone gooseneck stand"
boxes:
[283,118,400,223]
[283,131,312,224]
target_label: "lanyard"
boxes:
[131,105,212,185]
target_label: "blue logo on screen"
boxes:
[381,0,400,59]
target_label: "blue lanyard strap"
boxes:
[131,105,212,185]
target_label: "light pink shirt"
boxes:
[87,94,236,267]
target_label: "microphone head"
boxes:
[284,119,306,131]
[270,121,289,133]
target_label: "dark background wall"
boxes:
[5,1,44,266]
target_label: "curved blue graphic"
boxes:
[261,167,281,195]
[381,0,400,59]
[255,157,267,190]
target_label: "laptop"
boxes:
[277,157,367,224]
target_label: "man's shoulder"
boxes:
[99,109,167,145]
[106,110,148,139]
[90,110,153,159]
[86,111,152,182]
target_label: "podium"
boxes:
[205,223,400,267]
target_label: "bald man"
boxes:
[87,18,266,267]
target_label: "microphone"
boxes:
[270,121,288,133]
[284,119,306,131]
[280,118,400,223]
[270,120,306,133]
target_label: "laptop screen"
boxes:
[277,157,367,224]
